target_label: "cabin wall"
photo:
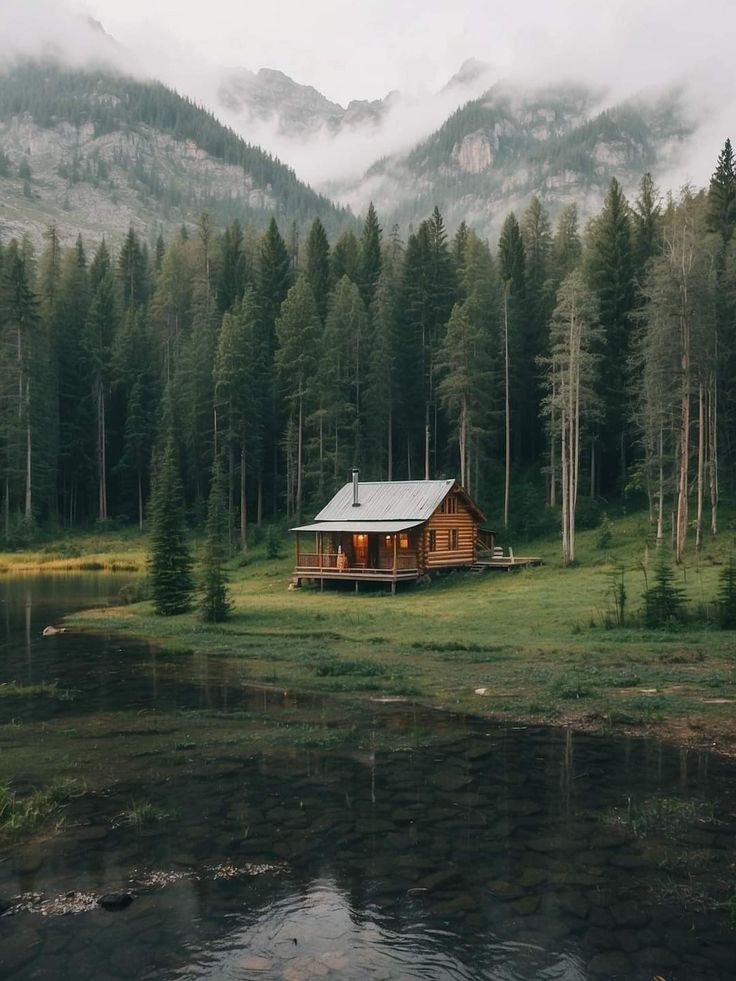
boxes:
[423,495,477,569]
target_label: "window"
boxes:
[428,529,437,551]
[399,533,409,550]
[438,500,445,514]
[447,496,457,515]
[449,529,458,550]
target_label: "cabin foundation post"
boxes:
[355,581,359,593]
[391,580,396,596]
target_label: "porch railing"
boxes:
[296,553,418,572]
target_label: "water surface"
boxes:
[1,574,735,979]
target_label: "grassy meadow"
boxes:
[46,506,736,755]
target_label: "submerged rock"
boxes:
[98,892,134,911]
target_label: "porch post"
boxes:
[392,533,397,576]
[318,532,323,573]
[296,532,300,568]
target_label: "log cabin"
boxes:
[290,470,494,592]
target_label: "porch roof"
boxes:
[290,520,424,534]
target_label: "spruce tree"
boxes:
[586,178,635,494]
[330,231,360,284]
[305,218,331,322]
[718,557,736,629]
[643,549,685,628]
[199,455,231,623]
[632,173,662,271]
[148,428,193,616]
[358,202,382,309]
[216,220,247,313]
[708,138,736,243]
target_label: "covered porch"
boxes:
[290,520,422,591]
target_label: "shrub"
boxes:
[597,513,614,550]
[266,526,284,560]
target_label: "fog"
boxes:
[1,0,734,205]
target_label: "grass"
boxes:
[0,779,76,837]
[118,799,176,828]
[603,795,716,839]
[0,680,76,700]
[24,503,736,756]
[0,527,146,572]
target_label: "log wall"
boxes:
[422,494,477,570]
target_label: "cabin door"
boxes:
[352,533,368,566]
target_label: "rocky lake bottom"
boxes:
[1,574,736,980]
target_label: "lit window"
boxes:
[428,530,437,551]
[399,533,409,549]
[449,529,458,550]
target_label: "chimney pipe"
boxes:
[352,468,360,507]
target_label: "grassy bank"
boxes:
[0,528,146,572]
[63,508,736,755]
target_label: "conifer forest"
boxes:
[1,141,735,565]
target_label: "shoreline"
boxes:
[5,517,735,758]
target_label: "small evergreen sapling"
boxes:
[148,438,193,616]
[643,549,685,628]
[718,557,736,629]
[200,457,232,623]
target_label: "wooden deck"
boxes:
[292,564,420,592]
[471,556,542,571]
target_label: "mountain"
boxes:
[335,81,694,237]
[0,61,353,248]
[218,67,398,137]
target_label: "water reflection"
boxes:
[1,575,735,980]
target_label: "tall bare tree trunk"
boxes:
[387,408,393,481]
[674,228,691,565]
[138,469,143,532]
[503,285,511,529]
[240,437,247,552]
[708,372,718,536]
[695,382,704,550]
[295,397,303,522]
[96,380,107,520]
[656,426,664,545]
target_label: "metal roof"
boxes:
[314,479,455,522]
[290,520,424,533]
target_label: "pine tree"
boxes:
[305,218,331,322]
[118,226,149,312]
[708,138,736,243]
[632,173,662,272]
[437,300,491,489]
[213,290,259,550]
[643,549,685,628]
[148,426,193,616]
[358,202,382,309]
[85,240,118,521]
[199,455,231,623]
[551,204,582,285]
[586,178,636,495]
[216,220,247,313]
[541,271,600,565]
[275,276,320,521]
[330,231,360,284]
[56,243,92,524]
[718,556,736,629]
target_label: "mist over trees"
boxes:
[0,141,734,564]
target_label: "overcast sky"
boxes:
[41,0,736,104]
[1,0,733,193]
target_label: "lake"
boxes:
[1,574,735,979]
